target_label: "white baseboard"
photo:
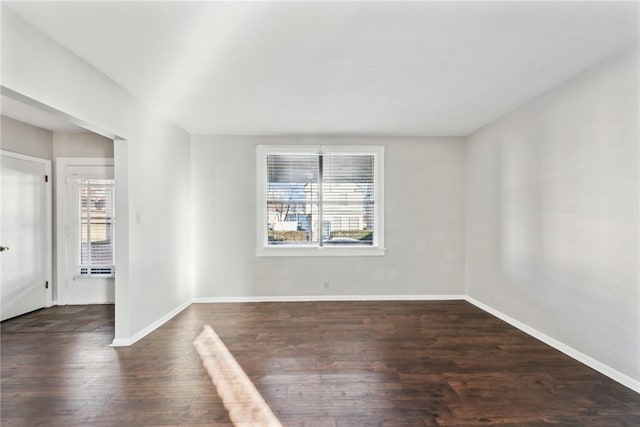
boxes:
[107,293,639,393]
[111,295,464,346]
[465,296,640,393]
[111,299,191,347]
[192,294,466,303]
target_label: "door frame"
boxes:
[55,157,114,305]
[0,149,53,309]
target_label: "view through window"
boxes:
[260,146,384,252]
[78,179,115,276]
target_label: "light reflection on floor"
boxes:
[194,325,283,426]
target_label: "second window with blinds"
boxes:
[256,145,385,256]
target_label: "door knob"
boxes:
[0,246,9,252]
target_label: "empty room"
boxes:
[0,1,638,426]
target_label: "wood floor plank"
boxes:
[2,301,638,426]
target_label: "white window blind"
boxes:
[266,154,319,245]
[322,153,375,246]
[258,146,384,255]
[77,179,115,276]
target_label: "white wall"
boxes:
[0,118,113,160]
[466,47,639,383]
[1,115,53,159]
[1,8,191,342]
[53,131,113,158]
[192,135,466,298]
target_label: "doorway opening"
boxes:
[1,89,125,340]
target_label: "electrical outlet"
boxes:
[323,281,330,289]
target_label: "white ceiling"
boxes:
[5,1,639,136]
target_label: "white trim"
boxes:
[1,150,49,165]
[320,145,384,155]
[374,146,385,249]
[55,157,114,305]
[111,299,191,347]
[1,86,122,140]
[111,295,464,345]
[256,145,268,248]
[256,246,386,257]
[0,150,53,308]
[465,296,640,393]
[107,293,640,392]
[193,294,466,303]
[256,145,385,256]
[257,145,320,155]
[57,157,114,167]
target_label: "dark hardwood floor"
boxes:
[1,301,638,426]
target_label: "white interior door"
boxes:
[1,151,51,321]
[59,162,115,305]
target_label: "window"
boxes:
[77,179,115,276]
[257,145,384,256]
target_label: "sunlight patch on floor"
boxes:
[194,325,283,426]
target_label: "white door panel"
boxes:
[1,153,51,320]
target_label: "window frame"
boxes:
[256,145,385,257]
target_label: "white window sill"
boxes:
[256,246,386,257]
[74,274,115,279]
